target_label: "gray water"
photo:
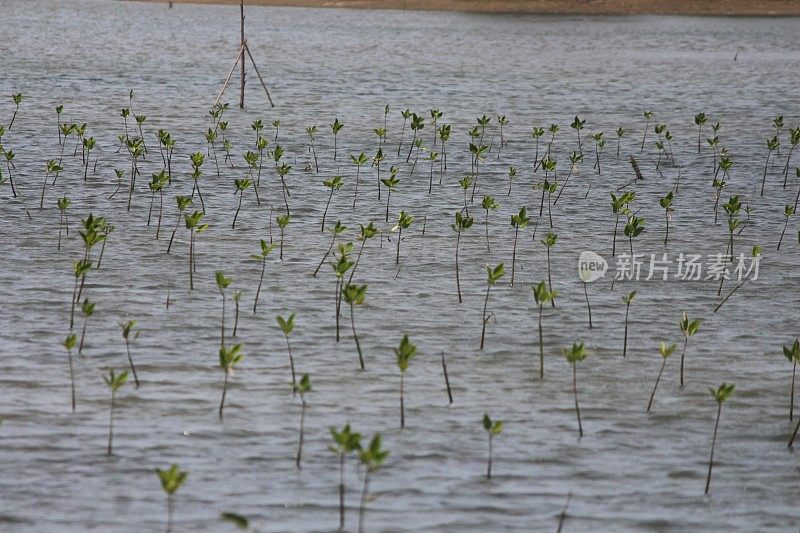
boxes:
[1,1,800,531]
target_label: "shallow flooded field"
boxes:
[1,1,800,531]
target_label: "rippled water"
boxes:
[2,1,800,531]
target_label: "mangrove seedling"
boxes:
[358,434,388,533]
[553,151,582,205]
[531,126,544,166]
[120,320,141,388]
[232,289,242,337]
[579,267,593,329]
[70,259,92,331]
[8,93,22,130]
[761,135,780,196]
[640,110,653,151]
[82,136,96,181]
[778,204,795,251]
[480,263,505,350]
[185,210,208,290]
[343,284,367,369]
[783,127,800,187]
[41,159,63,208]
[510,207,530,285]
[218,343,244,419]
[397,108,411,156]
[660,191,674,245]
[533,281,558,379]
[64,333,77,412]
[372,147,385,200]
[215,270,232,346]
[542,232,557,302]
[694,112,707,154]
[482,196,499,252]
[156,464,187,533]
[785,339,800,421]
[232,177,253,229]
[393,210,413,265]
[277,313,297,389]
[624,214,645,256]
[330,423,361,530]
[458,176,472,216]
[622,291,637,358]
[166,195,192,254]
[452,211,474,303]
[277,213,290,260]
[148,171,169,238]
[348,222,378,284]
[295,373,311,468]
[57,196,71,251]
[331,246,354,342]
[78,297,95,354]
[251,239,277,314]
[330,118,343,161]
[381,166,399,223]
[103,369,128,455]
[705,383,734,494]
[592,132,605,174]
[564,341,589,438]
[647,342,676,413]
[189,152,206,213]
[321,175,344,231]
[438,123,451,176]
[395,335,417,428]
[406,113,424,163]
[678,312,701,387]
[351,152,368,209]
[482,414,504,480]
[314,220,347,277]
[570,116,586,155]
[306,125,319,172]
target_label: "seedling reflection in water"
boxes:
[482,414,504,479]
[156,464,187,533]
[103,369,128,455]
[480,263,505,350]
[533,281,557,379]
[646,342,676,413]
[563,341,589,438]
[705,383,734,494]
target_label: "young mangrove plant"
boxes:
[397,108,411,156]
[215,270,232,346]
[482,414,504,480]
[330,117,343,161]
[542,232,557,301]
[166,195,192,254]
[343,284,367,369]
[694,112,707,154]
[570,116,586,155]
[251,239,277,314]
[64,333,77,412]
[41,159,63,208]
[78,297,95,354]
[189,152,206,213]
[406,113,424,163]
[358,434,388,533]
[458,176,472,216]
[393,210,413,265]
[778,204,795,250]
[381,166,399,223]
[147,171,169,238]
[372,147,385,199]
[156,464,187,533]
[185,210,208,290]
[331,245,354,342]
[306,125,319,173]
[56,196,71,251]
[563,341,589,438]
[705,383,735,495]
[103,369,128,455]
[277,213,290,260]
[395,335,417,428]
[624,214,645,256]
[351,151,368,209]
[640,110,653,151]
[533,281,558,379]
[294,373,311,468]
[232,289,242,337]
[761,135,780,196]
[622,291,637,358]
[70,259,92,331]
[277,313,297,389]
[785,339,800,421]
[218,343,244,419]
[678,312,701,387]
[314,221,347,277]
[647,342,676,413]
[480,263,505,351]
[610,192,635,256]
[321,175,344,232]
[452,211,474,304]
[615,126,625,158]
[8,93,22,130]
[592,132,605,174]
[509,207,530,285]
[531,126,544,166]
[120,320,141,388]
[783,127,800,187]
[660,191,674,245]
[482,196,499,252]
[232,177,253,229]
[330,423,361,531]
